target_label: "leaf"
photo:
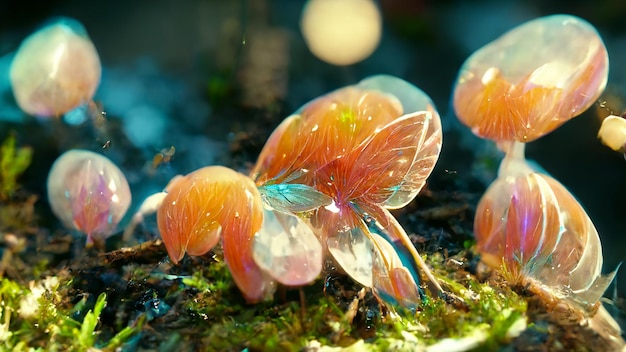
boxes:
[259,184,333,213]
[78,292,107,348]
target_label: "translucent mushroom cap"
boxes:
[10,18,101,117]
[475,157,607,308]
[453,14,608,142]
[47,149,131,245]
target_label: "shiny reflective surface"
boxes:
[453,15,608,142]
[475,142,610,308]
[252,75,443,305]
[47,149,131,246]
[10,18,101,117]
[156,166,274,303]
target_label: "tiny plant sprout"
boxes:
[300,0,382,66]
[453,14,608,142]
[598,115,626,153]
[252,75,443,306]
[47,149,131,247]
[10,17,101,118]
[155,166,275,303]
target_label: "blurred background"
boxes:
[0,0,625,294]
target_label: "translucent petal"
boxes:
[10,18,101,117]
[453,14,608,142]
[475,168,605,304]
[369,232,421,307]
[320,110,441,209]
[251,114,312,185]
[47,149,131,243]
[253,207,323,286]
[322,203,424,306]
[357,203,443,301]
[252,75,441,190]
[157,166,274,303]
[325,208,374,287]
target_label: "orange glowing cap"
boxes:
[453,15,608,142]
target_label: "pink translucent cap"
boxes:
[453,14,609,142]
[47,149,131,245]
[10,18,101,118]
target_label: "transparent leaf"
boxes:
[253,207,323,286]
[259,183,332,213]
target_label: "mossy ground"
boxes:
[0,111,622,351]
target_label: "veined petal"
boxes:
[157,166,274,303]
[333,109,441,208]
[220,171,276,303]
[252,114,314,186]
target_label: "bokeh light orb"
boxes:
[300,0,382,66]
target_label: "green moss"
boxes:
[0,134,32,201]
[168,250,528,351]
[0,277,137,351]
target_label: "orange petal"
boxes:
[219,171,275,303]
[252,82,405,187]
[157,166,273,302]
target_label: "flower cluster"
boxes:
[151,75,443,305]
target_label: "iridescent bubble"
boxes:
[47,149,131,246]
[10,18,101,118]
